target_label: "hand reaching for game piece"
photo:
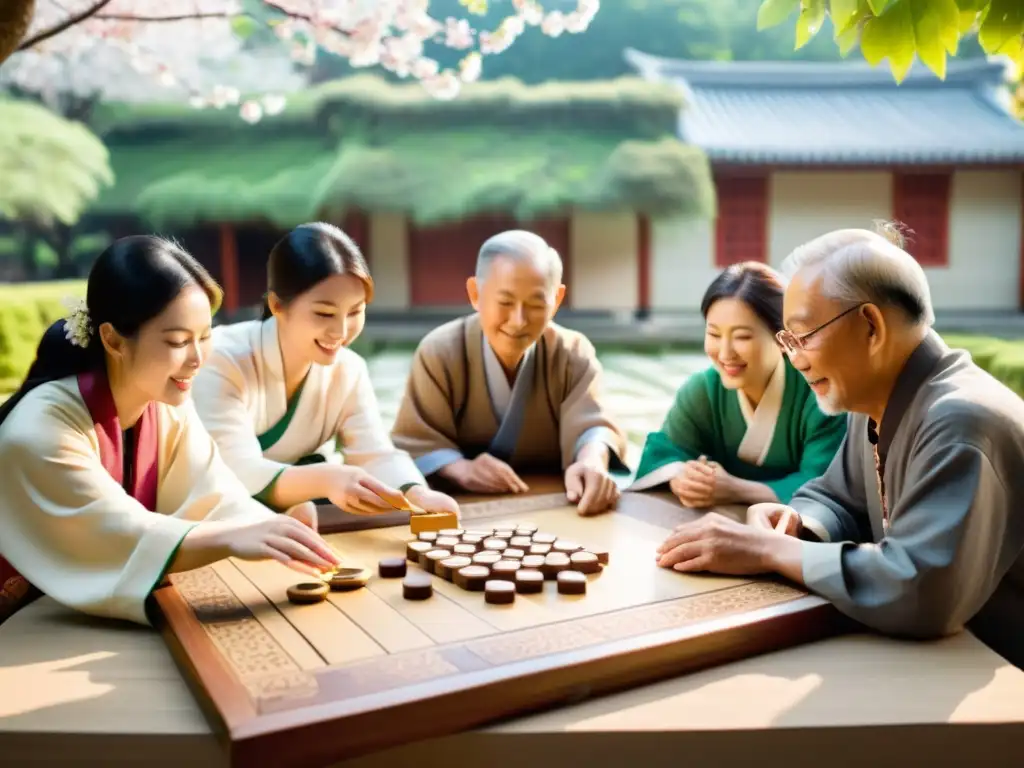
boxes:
[404,485,461,519]
[564,461,619,515]
[284,501,319,532]
[443,453,530,494]
[747,503,803,537]
[325,465,410,515]
[204,513,341,578]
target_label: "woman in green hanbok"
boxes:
[632,262,846,507]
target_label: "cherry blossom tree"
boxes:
[3,0,601,120]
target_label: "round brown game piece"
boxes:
[515,569,544,594]
[482,538,507,552]
[509,536,532,548]
[461,534,485,546]
[472,551,502,566]
[542,552,571,579]
[407,540,433,561]
[557,570,587,595]
[491,559,521,577]
[570,551,601,574]
[515,524,538,535]
[521,554,545,570]
[424,549,452,574]
[438,555,473,581]
[435,536,460,549]
[484,580,516,604]
[417,531,438,543]
[402,572,433,600]
[532,532,557,545]
[328,567,372,591]
[453,543,477,556]
[493,530,515,540]
[529,543,552,555]
[503,548,525,560]
[378,557,407,578]
[464,529,492,538]
[287,581,329,604]
[552,540,582,554]
[454,565,490,591]
[592,549,610,565]
[439,528,464,537]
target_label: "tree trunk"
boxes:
[43,223,77,278]
[18,224,39,280]
[0,0,34,66]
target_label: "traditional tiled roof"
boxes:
[623,49,1024,165]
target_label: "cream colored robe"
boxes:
[390,314,628,477]
[0,378,274,626]
[192,317,423,502]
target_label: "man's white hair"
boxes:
[475,229,563,291]
[780,220,935,327]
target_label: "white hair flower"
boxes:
[62,297,92,348]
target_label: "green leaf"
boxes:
[230,15,260,40]
[796,0,827,48]
[757,0,801,30]
[978,0,1024,55]
[836,22,861,54]
[867,0,892,14]
[958,10,982,33]
[830,0,866,34]
[909,0,956,77]
[954,0,990,11]
[861,2,916,81]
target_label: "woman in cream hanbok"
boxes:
[0,236,340,627]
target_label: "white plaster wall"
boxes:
[933,170,1021,311]
[568,210,639,311]
[367,212,409,309]
[648,214,717,311]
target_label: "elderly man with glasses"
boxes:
[655,223,1024,668]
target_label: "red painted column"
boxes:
[219,223,239,315]
[637,214,651,314]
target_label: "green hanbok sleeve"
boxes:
[631,372,713,490]
[762,397,847,503]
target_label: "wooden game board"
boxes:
[153,490,847,768]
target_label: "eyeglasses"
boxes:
[776,303,866,354]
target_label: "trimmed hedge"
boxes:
[943,334,1024,397]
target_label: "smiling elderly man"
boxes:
[655,224,1024,668]
[390,230,628,515]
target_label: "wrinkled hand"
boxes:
[655,512,773,575]
[226,514,341,577]
[284,501,318,532]
[448,453,530,494]
[326,466,409,515]
[564,461,620,515]
[405,485,462,519]
[747,503,802,537]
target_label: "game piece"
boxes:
[541,552,570,579]
[406,540,433,562]
[484,580,516,605]
[570,551,601,574]
[491,560,521,577]
[402,572,433,600]
[515,524,538,535]
[592,549,610,565]
[461,534,485,546]
[438,555,473,581]
[435,536,460,549]
[509,536,532,548]
[417,532,438,543]
[439,528,464,537]
[521,554,545,570]
[553,540,582,554]
[493,530,515,539]
[424,549,452,574]
[328,567,372,591]
[287,581,329,604]
[453,565,490,591]
[472,551,501,566]
[533,532,557,545]
[410,511,459,535]
[378,557,407,578]
[482,538,508,552]
[503,548,525,560]
[464,530,492,538]
[529,544,552,555]
[453,543,477,556]
[515,569,544,594]
[557,570,587,595]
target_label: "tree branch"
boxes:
[17,0,115,50]
[93,12,234,22]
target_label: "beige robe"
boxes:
[192,317,423,501]
[390,313,628,477]
[0,377,274,626]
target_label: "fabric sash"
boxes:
[735,357,786,467]
[0,369,160,624]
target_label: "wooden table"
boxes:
[3,483,1024,767]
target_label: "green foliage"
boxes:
[0,99,114,227]
[757,0,1023,81]
[0,280,86,392]
[943,334,1024,396]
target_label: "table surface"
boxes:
[3,481,1024,767]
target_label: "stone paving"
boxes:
[367,350,709,468]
